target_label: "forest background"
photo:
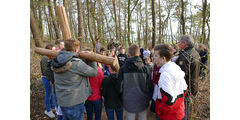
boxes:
[1,0,240,120]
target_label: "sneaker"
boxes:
[44,110,55,118]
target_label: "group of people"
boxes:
[40,35,208,120]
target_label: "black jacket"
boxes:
[175,47,200,96]
[117,53,128,67]
[101,74,123,109]
[119,56,153,113]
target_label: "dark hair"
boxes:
[64,38,80,51]
[128,44,139,56]
[57,40,64,44]
[100,47,105,52]
[45,44,54,50]
[154,44,173,62]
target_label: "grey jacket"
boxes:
[119,56,153,113]
[52,51,97,107]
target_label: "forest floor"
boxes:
[30,49,210,120]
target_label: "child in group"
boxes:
[101,65,123,120]
[85,63,104,120]
[153,44,188,120]
[40,44,56,118]
[145,57,153,74]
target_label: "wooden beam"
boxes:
[34,47,120,72]
[56,6,72,40]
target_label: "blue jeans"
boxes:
[61,103,85,120]
[42,76,55,112]
[105,107,123,120]
[85,98,102,120]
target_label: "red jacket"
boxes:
[88,67,104,101]
[155,62,188,120]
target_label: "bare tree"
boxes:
[151,0,156,48]
[77,0,84,49]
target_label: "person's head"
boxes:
[120,47,125,54]
[171,44,179,54]
[100,47,105,55]
[96,38,99,43]
[64,38,80,52]
[57,40,64,49]
[109,65,117,74]
[197,44,205,53]
[154,44,173,67]
[128,44,140,57]
[178,35,194,50]
[145,57,151,65]
[111,39,114,43]
[145,47,149,50]
[45,44,56,59]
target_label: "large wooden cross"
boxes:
[34,6,119,71]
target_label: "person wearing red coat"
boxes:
[85,64,104,120]
[153,44,187,120]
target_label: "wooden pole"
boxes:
[30,9,43,47]
[56,6,72,40]
[34,47,120,72]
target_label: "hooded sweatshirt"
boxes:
[119,56,153,113]
[101,73,123,109]
[51,51,97,107]
[156,61,187,120]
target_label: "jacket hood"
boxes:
[125,56,144,71]
[160,61,185,79]
[52,51,78,68]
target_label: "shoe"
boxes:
[44,110,55,118]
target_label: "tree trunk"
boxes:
[34,47,120,72]
[180,0,185,35]
[158,0,162,44]
[48,0,61,40]
[151,0,156,48]
[169,18,174,44]
[77,0,84,50]
[56,6,72,40]
[145,0,148,48]
[118,0,122,43]
[87,0,96,52]
[112,0,119,41]
[38,0,44,39]
[201,0,207,44]
[30,9,44,47]
[44,4,53,41]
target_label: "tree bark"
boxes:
[77,0,84,50]
[34,47,120,71]
[112,0,119,41]
[38,0,44,39]
[44,4,53,41]
[201,0,207,44]
[87,0,96,52]
[48,0,60,40]
[30,9,44,47]
[151,0,156,48]
[158,0,162,44]
[180,0,185,35]
[56,6,72,40]
[145,0,148,47]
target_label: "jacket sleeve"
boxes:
[98,68,104,91]
[145,66,153,97]
[101,78,106,97]
[158,73,175,113]
[40,56,51,80]
[118,67,124,94]
[75,60,98,77]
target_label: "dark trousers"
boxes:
[105,107,123,120]
[183,97,190,120]
[85,98,103,120]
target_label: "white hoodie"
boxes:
[157,61,188,103]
